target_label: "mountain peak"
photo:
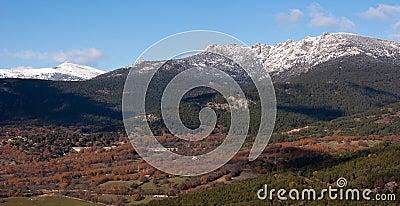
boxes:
[205,32,400,81]
[0,63,106,81]
[56,62,76,67]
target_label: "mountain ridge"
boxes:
[205,32,400,81]
[0,62,105,81]
[2,32,400,82]
[2,54,400,133]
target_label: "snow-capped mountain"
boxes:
[10,33,398,82]
[0,62,106,81]
[205,32,400,80]
[126,52,261,88]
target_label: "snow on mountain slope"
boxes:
[8,33,397,82]
[0,62,106,81]
[205,32,400,80]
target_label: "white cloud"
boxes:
[4,48,105,65]
[360,4,400,40]
[392,21,400,30]
[361,4,400,19]
[340,17,356,30]
[310,15,339,28]
[275,9,304,24]
[7,50,47,60]
[308,3,355,30]
[52,48,105,65]
[389,33,400,40]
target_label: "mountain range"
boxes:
[0,62,106,81]
[1,32,399,82]
[1,32,400,132]
[205,32,400,81]
[2,32,400,206]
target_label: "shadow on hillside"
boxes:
[0,79,122,128]
[279,146,373,173]
[347,82,400,106]
[278,105,344,121]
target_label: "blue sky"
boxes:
[1,0,400,71]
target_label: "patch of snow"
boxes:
[0,62,106,81]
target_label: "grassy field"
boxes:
[166,177,188,184]
[231,171,260,181]
[99,180,139,190]
[0,196,98,206]
[96,194,154,205]
[140,181,170,193]
[97,194,132,203]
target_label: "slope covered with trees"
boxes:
[149,142,400,206]
[1,54,400,136]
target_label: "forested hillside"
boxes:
[2,54,400,135]
[149,142,400,205]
